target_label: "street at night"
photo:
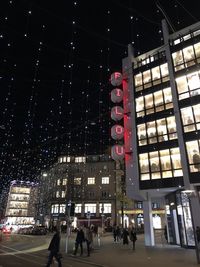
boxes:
[0,232,198,267]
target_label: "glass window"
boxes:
[60,204,65,213]
[154,91,163,106]
[160,149,171,171]
[136,96,144,112]
[61,191,65,198]
[56,191,60,198]
[186,140,200,172]
[183,46,195,62]
[63,178,67,185]
[51,204,59,213]
[139,153,149,173]
[75,204,82,213]
[157,118,167,142]
[166,116,177,139]
[74,177,82,185]
[102,177,109,184]
[99,203,111,213]
[137,124,147,145]
[187,72,200,91]
[194,42,200,58]
[85,203,96,213]
[87,177,95,185]
[170,148,182,174]
[152,66,161,81]
[172,51,184,70]
[145,94,154,114]
[160,63,169,78]
[143,70,151,84]
[57,179,61,186]
[163,88,172,104]
[176,76,188,94]
[147,121,157,143]
[75,157,86,163]
[181,107,195,132]
[193,104,200,124]
[149,151,160,172]
[135,73,142,87]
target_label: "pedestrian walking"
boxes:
[129,227,137,250]
[73,227,85,256]
[113,225,117,243]
[84,226,93,256]
[116,226,121,243]
[122,228,129,245]
[196,226,200,244]
[46,228,62,267]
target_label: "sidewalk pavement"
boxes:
[60,232,199,267]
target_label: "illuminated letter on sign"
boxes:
[111,125,124,140]
[110,72,123,87]
[111,145,125,161]
[111,106,124,121]
[111,88,123,103]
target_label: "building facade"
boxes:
[39,154,122,231]
[5,181,39,230]
[122,20,200,247]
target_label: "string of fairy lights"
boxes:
[0,0,198,193]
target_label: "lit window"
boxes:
[186,140,200,172]
[51,204,59,213]
[194,42,200,59]
[60,204,65,213]
[99,203,111,213]
[63,179,67,185]
[143,70,151,84]
[183,45,195,62]
[74,177,81,185]
[102,177,109,184]
[87,177,95,185]
[134,73,142,87]
[75,157,86,163]
[61,191,65,198]
[75,204,82,213]
[56,191,60,198]
[57,179,61,186]
[85,203,96,213]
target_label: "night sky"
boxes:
[0,0,199,193]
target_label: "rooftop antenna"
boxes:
[156,0,176,33]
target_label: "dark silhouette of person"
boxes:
[73,227,85,256]
[122,228,129,245]
[129,227,137,250]
[196,226,200,244]
[193,150,200,171]
[46,228,62,267]
[84,226,93,256]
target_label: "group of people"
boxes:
[73,225,93,257]
[113,225,137,250]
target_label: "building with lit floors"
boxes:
[4,180,39,230]
[122,20,200,248]
[39,154,121,231]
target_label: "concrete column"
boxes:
[143,197,155,246]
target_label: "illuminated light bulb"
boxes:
[28,11,32,14]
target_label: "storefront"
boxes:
[165,190,197,248]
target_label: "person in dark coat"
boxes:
[46,228,62,267]
[73,227,85,256]
[129,227,137,250]
[122,228,129,245]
